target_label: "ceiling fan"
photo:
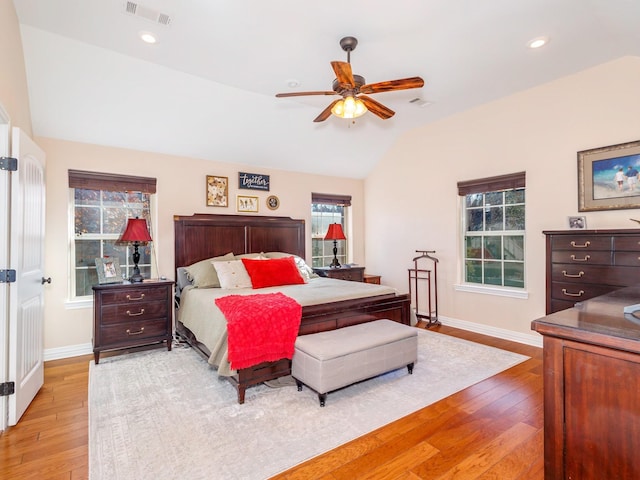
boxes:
[275,36,425,122]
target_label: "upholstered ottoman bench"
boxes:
[291,319,418,406]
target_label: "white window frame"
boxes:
[454,172,528,299]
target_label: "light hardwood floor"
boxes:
[0,324,543,479]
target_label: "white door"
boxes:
[8,127,46,425]
[0,106,10,431]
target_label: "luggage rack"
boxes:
[408,250,440,327]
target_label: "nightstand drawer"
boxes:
[100,300,168,324]
[100,287,168,305]
[99,319,169,345]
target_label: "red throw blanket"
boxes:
[215,292,302,370]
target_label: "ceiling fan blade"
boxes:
[359,95,395,119]
[359,76,424,94]
[331,61,355,88]
[313,99,341,123]
[276,91,337,98]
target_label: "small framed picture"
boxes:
[206,175,229,207]
[95,257,123,284]
[567,216,587,229]
[266,195,280,210]
[237,195,259,213]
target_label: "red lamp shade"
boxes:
[324,223,346,241]
[120,218,152,243]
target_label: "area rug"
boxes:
[89,329,528,480]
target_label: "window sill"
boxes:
[64,298,92,309]
[454,283,529,299]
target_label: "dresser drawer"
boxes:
[614,251,640,266]
[551,282,616,303]
[551,264,640,286]
[551,235,612,251]
[100,300,168,324]
[99,287,169,305]
[99,319,169,346]
[614,236,640,251]
[551,251,612,266]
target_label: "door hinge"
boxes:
[0,382,15,396]
[0,269,17,283]
[0,157,17,171]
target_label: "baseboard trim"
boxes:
[44,343,92,361]
[438,315,543,348]
[42,318,542,361]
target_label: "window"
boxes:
[458,172,526,289]
[68,170,156,299]
[311,193,351,268]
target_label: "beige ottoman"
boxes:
[292,319,418,406]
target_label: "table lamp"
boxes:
[324,223,346,268]
[120,217,152,282]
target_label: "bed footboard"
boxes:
[176,293,410,403]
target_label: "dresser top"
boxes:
[533,285,640,350]
[543,228,640,235]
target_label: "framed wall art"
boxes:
[206,175,229,207]
[95,257,123,284]
[578,140,640,211]
[266,195,280,210]
[238,172,270,191]
[237,195,259,213]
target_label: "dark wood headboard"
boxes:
[173,214,305,270]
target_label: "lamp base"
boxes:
[329,257,341,269]
[129,272,144,283]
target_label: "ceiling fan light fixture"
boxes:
[331,96,367,119]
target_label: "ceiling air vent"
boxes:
[124,2,172,26]
[409,97,433,108]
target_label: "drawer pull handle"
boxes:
[126,293,145,301]
[570,241,591,248]
[562,289,584,297]
[126,327,145,336]
[570,254,591,262]
[562,270,584,278]
[126,308,145,317]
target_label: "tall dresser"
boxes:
[543,229,640,314]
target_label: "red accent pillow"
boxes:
[241,257,305,289]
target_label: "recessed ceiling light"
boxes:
[527,36,549,49]
[287,79,301,88]
[139,31,157,44]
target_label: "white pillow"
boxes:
[212,260,253,289]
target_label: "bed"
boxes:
[173,213,411,403]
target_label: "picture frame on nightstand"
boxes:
[95,257,123,284]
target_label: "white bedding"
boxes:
[177,277,398,376]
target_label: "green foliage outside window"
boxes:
[463,188,525,288]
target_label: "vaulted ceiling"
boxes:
[12,0,640,178]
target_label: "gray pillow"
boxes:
[183,252,234,288]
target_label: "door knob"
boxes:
[41,277,52,284]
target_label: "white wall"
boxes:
[37,137,364,355]
[365,56,640,342]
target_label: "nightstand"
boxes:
[363,274,381,285]
[313,266,365,282]
[92,279,174,364]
